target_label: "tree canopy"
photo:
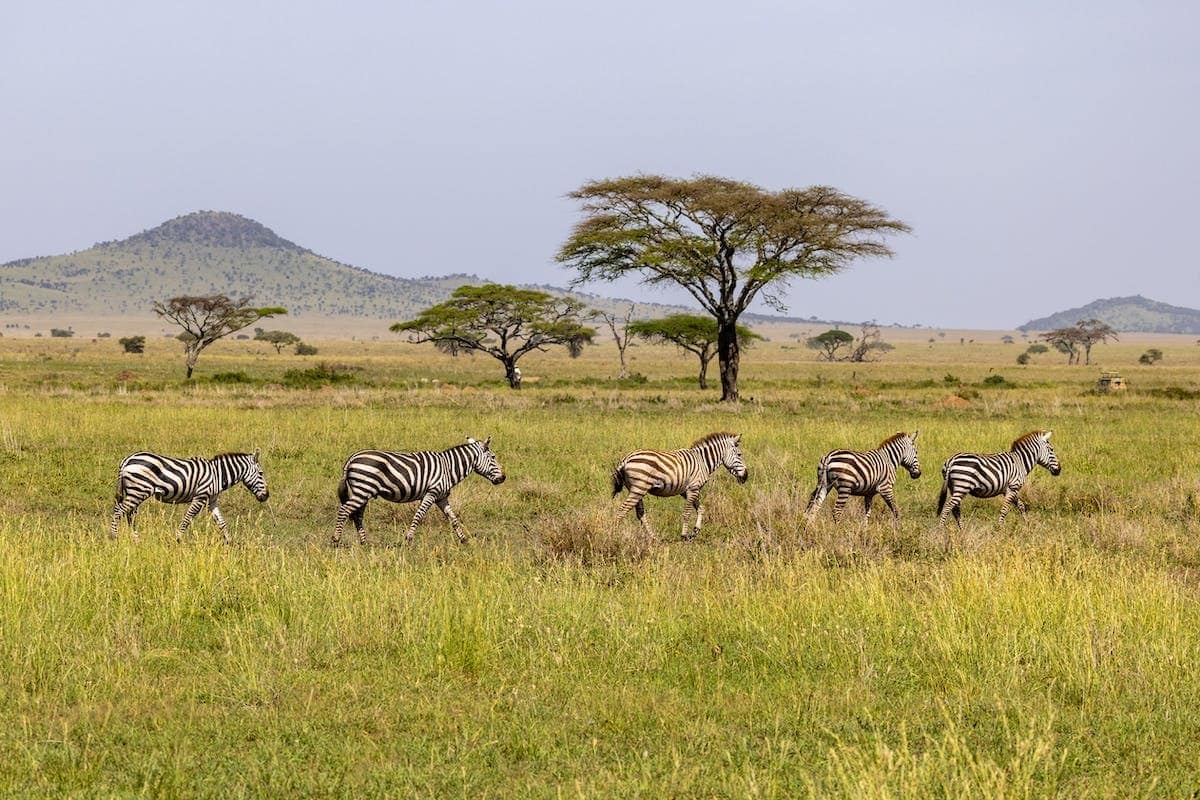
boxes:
[255,329,301,354]
[391,284,595,388]
[628,313,760,389]
[806,329,854,361]
[1039,319,1118,365]
[153,295,285,378]
[557,174,909,400]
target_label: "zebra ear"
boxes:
[252,448,260,462]
[912,430,919,441]
[733,434,742,444]
[1044,430,1052,440]
[483,435,492,451]
[466,436,476,444]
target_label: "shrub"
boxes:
[295,342,319,356]
[50,328,74,338]
[1148,386,1199,400]
[537,507,653,567]
[209,371,254,384]
[1139,348,1163,365]
[282,362,359,388]
[97,332,111,338]
[983,374,1006,385]
[956,387,982,401]
[943,374,961,385]
[1016,352,1031,365]
[1026,343,1049,354]
[119,336,146,354]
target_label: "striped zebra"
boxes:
[611,432,748,540]
[109,450,269,543]
[805,431,921,523]
[333,436,506,545]
[937,430,1061,528]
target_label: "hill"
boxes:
[1019,295,1200,334]
[0,211,695,323]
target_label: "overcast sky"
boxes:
[3,0,1197,328]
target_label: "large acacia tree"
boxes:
[628,314,759,389]
[558,175,910,401]
[391,284,595,388]
[154,295,286,378]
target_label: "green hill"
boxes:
[1019,296,1200,334]
[0,211,696,323]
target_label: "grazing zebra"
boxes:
[109,450,269,543]
[334,436,506,545]
[805,431,921,524]
[937,430,1061,528]
[611,432,749,540]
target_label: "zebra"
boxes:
[109,450,269,543]
[333,436,506,546]
[805,431,921,524]
[611,432,749,540]
[937,430,1061,528]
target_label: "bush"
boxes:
[209,371,254,384]
[119,336,146,354]
[1148,386,1199,400]
[983,374,1006,385]
[943,374,961,385]
[295,343,319,356]
[1016,352,1031,365]
[50,328,74,338]
[1139,348,1163,365]
[282,362,359,388]
[97,332,111,338]
[1026,343,1049,355]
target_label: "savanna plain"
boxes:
[2,329,1199,798]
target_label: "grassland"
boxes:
[1,333,1199,797]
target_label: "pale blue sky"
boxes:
[3,0,1197,327]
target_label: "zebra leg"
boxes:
[1015,496,1028,516]
[998,490,1018,523]
[880,489,900,525]
[862,493,876,524]
[681,489,701,540]
[351,506,367,544]
[633,498,655,538]
[405,494,438,542]
[177,497,208,542]
[126,503,140,542]
[805,477,828,521]
[435,496,468,543]
[832,490,850,524]
[109,500,127,540]
[333,498,365,545]
[209,502,231,545]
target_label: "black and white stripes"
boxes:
[805,431,921,523]
[109,450,269,542]
[611,431,748,540]
[937,430,1061,528]
[333,436,506,545]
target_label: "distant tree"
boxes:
[1041,327,1083,365]
[1001,335,1014,344]
[1016,352,1031,365]
[847,323,894,362]
[557,175,909,401]
[806,329,855,361]
[255,329,301,354]
[119,335,146,354]
[295,342,318,356]
[593,304,636,379]
[391,284,595,388]
[1139,348,1163,365]
[50,328,74,338]
[154,295,286,378]
[1025,343,1049,355]
[627,314,760,389]
[1075,319,1118,365]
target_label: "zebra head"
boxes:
[901,430,921,479]
[468,436,506,485]
[1037,431,1061,476]
[723,434,749,484]
[243,449,269,501]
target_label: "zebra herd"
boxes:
[107,430,1062,543]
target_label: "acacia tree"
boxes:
[255,329,301,354]
[391,284,595,388]
[558,175,909,401]
[807,329,854,361]
[1075,318,1118,365]
[593,303,636,379]
[1041,327,1082,364]
[847,323,894,362]
[627,314,760,389]
[154,295,286,378]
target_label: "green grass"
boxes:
[1,335,1199,796]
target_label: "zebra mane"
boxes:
[1010,431,1047,450]
[690,431,736,449]
[877,432,910,448]
[211,452,252,460]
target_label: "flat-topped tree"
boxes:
[154,295,286,378]
[628,314,759,389]
[391,284,595,388]
[558,175,909,401]
[254,329,301,354]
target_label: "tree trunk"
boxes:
[717,320,740,402]
[698,354,710,390]
[503,358,521,389]
[185,344,200,379]
[617,345,628,379]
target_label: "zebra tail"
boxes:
[936,483,948,516]
[611,465,626,497]
[115,474,128,503]
[805,463,829,512]
[337,475,350,505]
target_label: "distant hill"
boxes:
[1019,296,1200,334]
[0,211,688,321]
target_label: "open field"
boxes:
[2,334,1200,797]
